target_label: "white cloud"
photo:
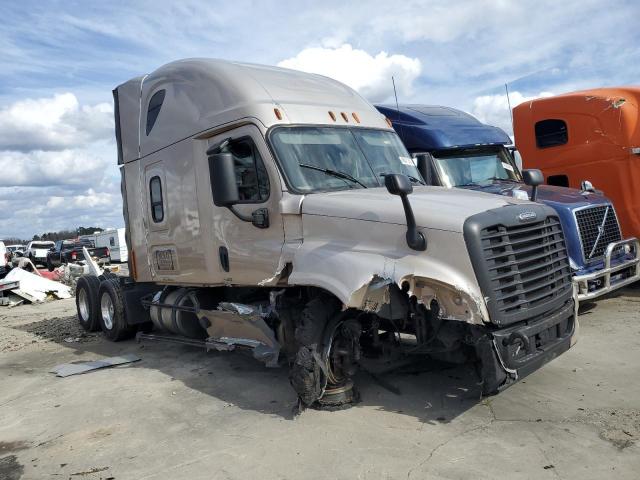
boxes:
[278,44,421,103]
[0,147,112,187]
[0,93,113,152]
[470,91,555,136]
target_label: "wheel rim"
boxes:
[323,320,360,386]
[100,292,115,330]
[78,288,90,322]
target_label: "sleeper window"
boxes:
[226,138,270,202]
[146,90,165,135]
[535,119,568,148]
[149,176,164,222]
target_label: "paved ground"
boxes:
[1,285,639,480]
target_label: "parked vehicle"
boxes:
[513,87,640,240]
[0,241,8,277]
[7,245,25,257]
[26,241,55,266]
[75,59,577,408]
[94,228,128,262]
[46,239,110,271]
[376,104,640,302]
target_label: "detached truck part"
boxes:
[76,59,578,408]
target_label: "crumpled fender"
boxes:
[287,237,489,325]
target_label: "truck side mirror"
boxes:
[385,174,426,251]
[209,153,240,207]
[415,154,433,185]
[522,169,543,202]
[580,180,596,193]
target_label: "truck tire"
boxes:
[98,278,135,341]
[99,271,117,282]
[46,258,54,272]
[76,275,101,332]
[289,294,343,406]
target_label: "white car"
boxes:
[0,241,8,276]
[6,245,26,257]
[26,241,55,266]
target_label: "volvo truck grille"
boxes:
[464,204,573,326]
[574,204,622,262]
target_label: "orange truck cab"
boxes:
[513,87,640,240]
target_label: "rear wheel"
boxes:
[98,278,135,341]
[75,275,101,331]
[46,258,54,272]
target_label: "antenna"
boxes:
[391,75,405,140]
[505,83,514,135]
[392,76,400,114]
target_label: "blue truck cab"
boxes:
[376,104,640,302]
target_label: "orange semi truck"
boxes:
[513,87,640,239]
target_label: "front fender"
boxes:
[287,218,489,324]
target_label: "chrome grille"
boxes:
[574,205,622,261]
[481,216,573,315]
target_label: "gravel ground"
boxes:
[1,284,639,479]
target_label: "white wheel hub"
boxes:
[100,292,115,330]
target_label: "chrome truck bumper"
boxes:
[574,238,640,302]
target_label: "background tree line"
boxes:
[2,227,104,244]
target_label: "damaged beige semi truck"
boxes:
[75,58,578,408]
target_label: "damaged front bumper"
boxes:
[573,238,640,302]
[476,299,576,394]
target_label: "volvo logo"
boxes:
[518,211,537,222]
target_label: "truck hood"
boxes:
[301,186,527,233]
[461,181,611,209]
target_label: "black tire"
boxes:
[47,258,54,272]
[99,271,117,282]
[98,278,135,341]
[76,275,101,332]
[289,294,342,406]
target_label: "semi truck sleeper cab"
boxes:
[75,59,577,408]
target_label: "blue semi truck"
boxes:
[376,104,639,302]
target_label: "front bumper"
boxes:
[476,299,576,394]
[573,238,640,302]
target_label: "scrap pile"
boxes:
[0,267,71,307]
[0,248,111,307]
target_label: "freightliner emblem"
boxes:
[518,211,537,222]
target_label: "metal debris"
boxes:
[50,353,141,377]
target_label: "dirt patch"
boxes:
[0,455,24,480]
[20,316,100,343]
[1,315,101,353]
[0,441,29,454]
[578,408,640,450]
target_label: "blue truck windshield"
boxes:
[433,149,522,188]
[270,127,421,193]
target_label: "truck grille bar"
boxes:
[481,217,572,315]
[574,204,622,262]
[464,205,574,326]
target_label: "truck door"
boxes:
[203,125,285,285]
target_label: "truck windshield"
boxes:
[432,149,522,188]
[270,127,421,193]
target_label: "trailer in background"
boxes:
[94,228,128,263]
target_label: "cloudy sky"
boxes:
[1,0,639,239]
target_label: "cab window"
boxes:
[218,137,270,202]
[535,119,568,148]
[149,176,164,222]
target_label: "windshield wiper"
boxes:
[379,173,425,185]
[486,177,516,183]
[299,163,368,188]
